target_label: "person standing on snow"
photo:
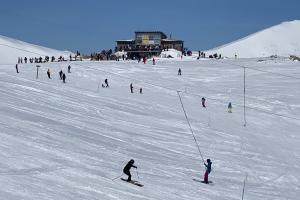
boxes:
[59,70,63,80]
[47,68,51,79]
[105,79,109,87]
[201,97,206,108]
[228,102,232,113]
[178,68,182,75]
[15,64,19,73]
[68,65,71,73]
[62,73,66,83]
[123,159,137,182]
[130,83,133,93]
[203,159,212,184]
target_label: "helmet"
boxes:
[130,159,134,164]
[207,159,211,163]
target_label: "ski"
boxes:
[192,178,214,185]
[120,178,144,187]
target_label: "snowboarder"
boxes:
[123,159,137,182]
[15,64,19,73]
[105,79,109,87]
[178,68,182,75]
[47,69,51,79]
[130,83,133,93]
[228,102,232,113]
[203,159,212,184]
[62,73,66,83]
[68,65,71,73]
[201,97,206,108]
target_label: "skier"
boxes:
[105,79,109,87]
[139,88,142,94]
[123,159,137,182]
[228,102,232,113]
[152,57,155,65]
[130,83,133,93]
[47,69,51,79]
[201,97,206,108]
[68,65,71,73]
[178,68,182,75]
[59,70,63,80]
[203,159,212,184]
[62,73,66,83]
[15,64,19,73]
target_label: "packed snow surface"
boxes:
[206,20,300,58]
[0,56,300,200]
[0,35,72,64]
[160,49,182,58]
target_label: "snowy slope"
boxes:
[0,57,300,200]
[0,35,72,64]
[205,20,300,58]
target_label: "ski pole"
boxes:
[136,168,140,179]
[112,173,123,181]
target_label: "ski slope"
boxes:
[205,20,300,58]
[0,57,300,200]
[0,35,72,64]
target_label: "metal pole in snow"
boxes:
[243,67,246,127]
[242,173,248,200]
[36,65,40,79]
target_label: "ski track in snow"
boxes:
[0,58,300,200]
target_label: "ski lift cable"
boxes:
[211,59,300,80]
[177,91,205,164]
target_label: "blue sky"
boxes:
[0,0,299,53]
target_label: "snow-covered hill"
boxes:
[0,57,299,200]
[0,35,72,64]
[205,20,300,58]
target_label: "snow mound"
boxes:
[114,51,127,57]
[205,20,300,58]
[160,49,182,58]
[0,35,72,64]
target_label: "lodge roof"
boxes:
[134,31,167,39]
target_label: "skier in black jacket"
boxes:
[204,159,212,184]
[123,159,137,181]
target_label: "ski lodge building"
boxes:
[115,31,184,58]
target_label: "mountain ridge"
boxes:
[205,20,300,58]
